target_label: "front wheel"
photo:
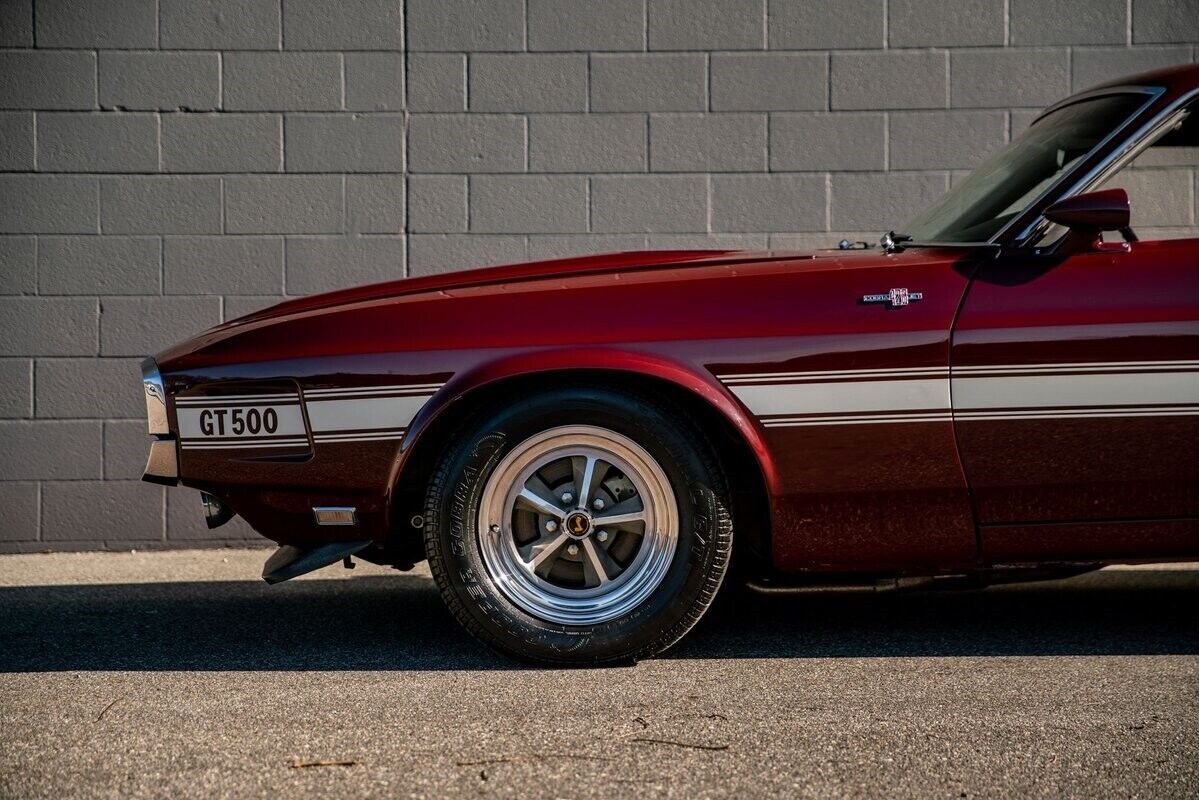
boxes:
[424,386,732,665]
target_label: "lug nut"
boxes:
[561,491,574,504]
[592,498,605,510]
[545,520,558,533]
[489,524,501,534]
[566,543,579,556]
[596,530,608,543]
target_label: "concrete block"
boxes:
[0,297,96,356]
[0,359,32,417]
[0,51,96,110]
[407,0,524,51]
[469,54,587,112]
[889,0,1003,47]
[0,482,37,542]
[285,236,405,294]
[469,175,588,233]
[0,236,35,294]
[0,111,34,170]
[0,237,35,294]
[408,234,526,275]
[408,114,525,173]
[36,358,143,418]
[889,110,1008,170]
[100,296,221,356]
[1133,0,1199,44]
[223,52,342,112]
[164,236,284,295]
[529,114,647,173]
[224,295,286,320]
[346,53,405,111]
[38,236,161,295]
[36,0,156,48]
[283,0,403,49]
[710,53,827,112]
[770,0,884,49]
[0,176,97,234]
[711,174,825,232]
[591,54,707,112]
[1118,168,1194,227]
[645,232,767,250]
[951,49,1070,109]
[161,113,282,173]
[0,0,32,46]
[347,175,405,234]
[407,54,466,112]
[833,51,947,110]
[831,172,949,231]
[160,0,281,49]
[770,113,886,171]
[408,175,467,233]
[0,421,102,479]
[36,113,159,173]
[526,234,647,261]
[591,175,708,233]
[1072,47,1193,92]
[528,0,644,51]
[648,0,764,50]
[650,113,766,172]
[100,177,222,235]
[224,175,343,234]
[98,52,220,111]
[285,114,404,172]
[41,481,164,542]
[104,420,148,480]
[1010,0,1126,45]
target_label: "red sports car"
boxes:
[142,65,1199,664]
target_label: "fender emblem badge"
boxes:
[863,288,923,307]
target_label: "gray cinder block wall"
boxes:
[0,0,1196,552]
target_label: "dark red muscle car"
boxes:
[141,65,1199,664]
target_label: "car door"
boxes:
[951,239,1199,562]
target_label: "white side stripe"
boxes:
[952,371,1199,411]
[730,378,949,417]
[721,359,1199,428]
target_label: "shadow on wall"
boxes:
[1,569,1196,672]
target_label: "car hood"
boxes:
[227,249,813,328]
[154,245,972,371]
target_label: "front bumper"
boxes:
[141,358,179,486]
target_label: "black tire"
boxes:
[423,385,733,666]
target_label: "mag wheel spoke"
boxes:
[477,426,680,626]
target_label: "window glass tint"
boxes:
[902,94,1147,243]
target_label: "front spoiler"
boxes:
[262,540,373,584]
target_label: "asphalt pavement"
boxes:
[0,549,1196,798]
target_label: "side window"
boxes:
[1095,98,1199,241]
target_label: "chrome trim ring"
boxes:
[477,425,679,626]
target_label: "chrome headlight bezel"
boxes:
[141,357,169,435]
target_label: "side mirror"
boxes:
[1042,188,1131,254]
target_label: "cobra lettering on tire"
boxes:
[423,385,733,665]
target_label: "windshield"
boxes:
[901,93,1150,243]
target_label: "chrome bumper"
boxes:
[141,358,179,485]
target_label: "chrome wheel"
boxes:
[477,425,679,626]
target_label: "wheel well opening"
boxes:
[386,370,771,574]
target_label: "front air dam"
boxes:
[262,541,373,584]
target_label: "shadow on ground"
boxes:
[1,570,1196,672]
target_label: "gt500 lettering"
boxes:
[176,401,307,446]
[198,407,280,437]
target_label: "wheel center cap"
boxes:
[564,511,592,539]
